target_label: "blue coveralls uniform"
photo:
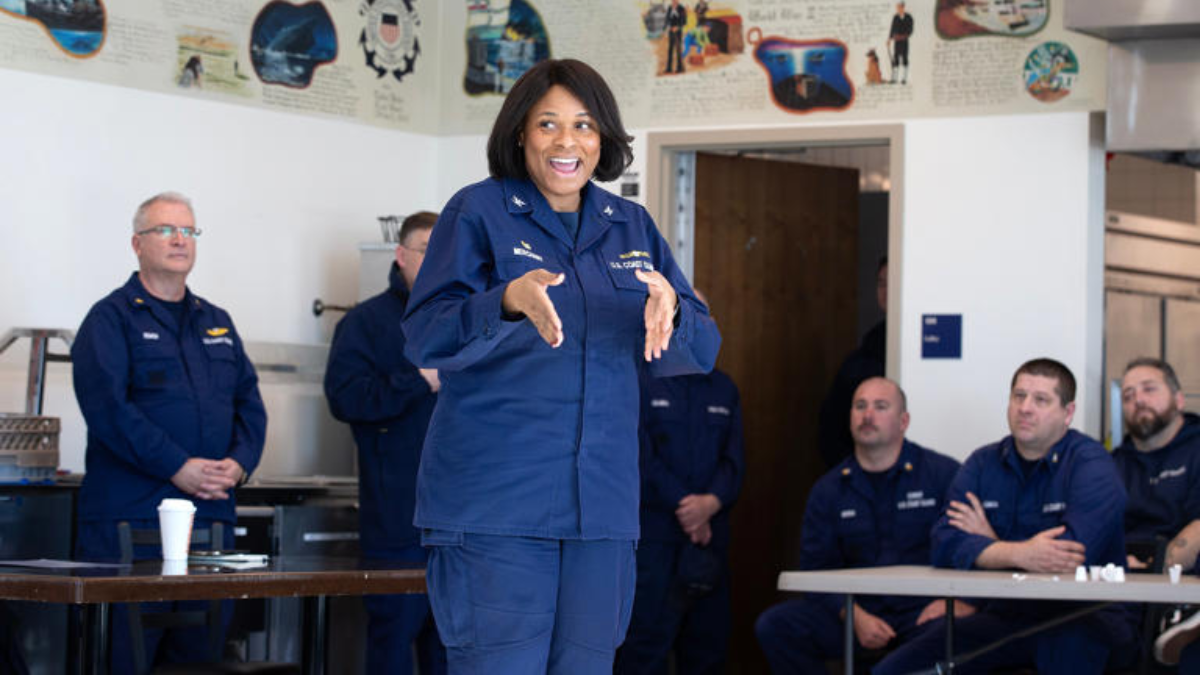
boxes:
[755,441,960,674]
[874,430,1138,675]
[71,272,265,673]
[615,369,745,675]
[402,177,721,674]
[1113,412,1200,561]
[324,263,447,675]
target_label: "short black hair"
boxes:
[1012,358,1076,405]
[487,59,633,183]
[399,211,437,246]
[1124,357,1182,394]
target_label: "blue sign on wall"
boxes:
[922,314,962,359]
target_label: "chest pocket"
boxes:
[835,508,878,565]
[205,344,239,394]
[604,260,652,295]
[705,404,733,427]
[496,255,549,284]
[645,398,683,446]
[893,497,939,559]
[130,342,184,394]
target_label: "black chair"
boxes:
[116,521,298,675]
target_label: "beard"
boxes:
[1126,406,1179,441]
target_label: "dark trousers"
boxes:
[423,531,635,674]
[615,540,731,675]
[75,517,234,675]
[1182,641,1200,674]
[755,597,924,675]
[891,40,908,67]
[666,29,684,72]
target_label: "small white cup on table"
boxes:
[157,498,196,561]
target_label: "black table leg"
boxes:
[302,595,328,675]
[944,597,954,673]
[845,594,855,675]
[70,604,85,675]
[78,602,109,675]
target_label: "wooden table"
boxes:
[777,565,1197,674]
[0,557,426,675]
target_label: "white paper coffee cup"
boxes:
[161,558,188,576]
[157,498,196,561]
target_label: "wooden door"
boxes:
[692,152,860,672]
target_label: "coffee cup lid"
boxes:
[158,498,196,512]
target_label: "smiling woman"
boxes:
[401,59,721,674]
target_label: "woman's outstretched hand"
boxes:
[636,269,677,362]
[503,269,566,347]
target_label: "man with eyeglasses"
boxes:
[324,211,446,675]
[71,191,266,673]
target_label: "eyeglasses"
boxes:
[136,225,202,239]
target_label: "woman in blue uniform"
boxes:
[402,59,721,674]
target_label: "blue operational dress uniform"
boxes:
[1113,412,1200,562]
[324,263,447,675]
[615,369,745,675]
[402,177,720,674]
[755,441,959,674]
[71,272,265,673]
[874,430,1138,675]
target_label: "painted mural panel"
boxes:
[0,0,1104,133]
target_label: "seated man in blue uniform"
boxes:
[325,211,446,675]
[72,192,266,673]
[1110,357,1200,667]
[615,295,745,674]
[874,358,1137,675]
[755,377,963,674]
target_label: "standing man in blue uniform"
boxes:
[616,294,744,674]
[874,358,1137,675]
[72,192,266,673]
[1109,357,1200,668]
[325,211,447,675]
[755,377,963,674]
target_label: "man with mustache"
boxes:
[1111,358,1200,667]
[755,377,962,673]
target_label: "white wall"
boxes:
[0,67,442,471]
[434,135,489,205]
[900,112,1105,459]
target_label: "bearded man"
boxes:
[1112,358,1200,667]
[1114,357,1200,572]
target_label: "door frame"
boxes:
[644,124,906,382]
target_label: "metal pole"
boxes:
[25,330,48,415]
[844,594,855,675]
[303,595,328,675]
[944,597,955,673]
